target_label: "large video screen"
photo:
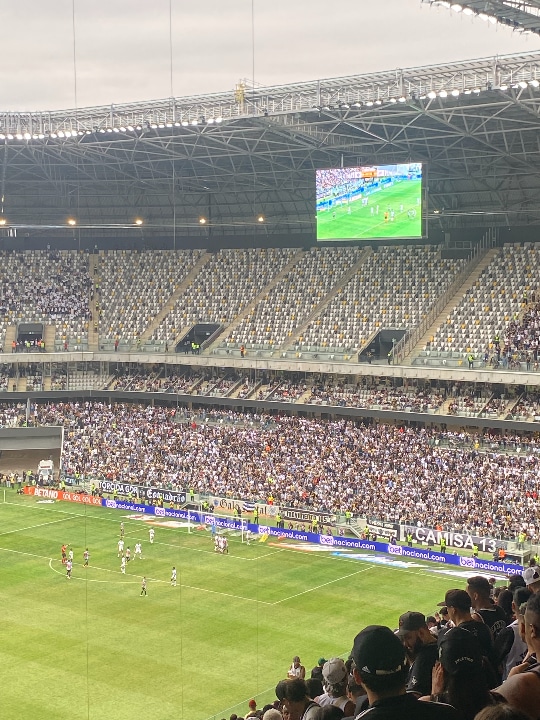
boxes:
[316,163,424,241]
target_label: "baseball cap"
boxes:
[437,589,471,610]
[318,657,327,666]
[352,625,407,676]
[398,611,426,632]
[322,658,348,685]
[438,627,483,676]
[523,566,540,587]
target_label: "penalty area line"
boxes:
[272,566,374,605]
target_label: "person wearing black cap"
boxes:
[350,625,459,720]
[397,611,439,697]
[421,626,495,720]
[437,589,499,685]
[466,576,508,640]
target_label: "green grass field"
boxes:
[317,179,422,240]
[1,489,484,720]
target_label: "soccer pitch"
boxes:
[2,490,462,720]
[317,179,422,240]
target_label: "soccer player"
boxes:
[83,548,89,566]
[222,537,229,555]
[117,538,124,557]
[66,559,73,579]
[214,535,220,553]
[140,576,147,596]
[134,542,142,559]
[61,544,67,564]
[171,566,177,587]
[120,522,125,538]
[120,555,126,574]
[68,548,74,562]
[125,546,131,562]
[149,528,155,544]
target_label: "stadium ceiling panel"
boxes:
[1,51,540,236]
[423,1,540,35]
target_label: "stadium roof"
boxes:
[1,50,540,239]
[423,1,540,36]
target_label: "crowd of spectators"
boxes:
[222,571,540,720]
[6,401,540,543]
[502,301,540,362]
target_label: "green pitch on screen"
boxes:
[317,179,422,240]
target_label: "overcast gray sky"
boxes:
[1,0,538,111]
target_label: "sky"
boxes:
[1,0,538,111]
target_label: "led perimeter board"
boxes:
[316,163,424,241]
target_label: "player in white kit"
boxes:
[118,539,124,557]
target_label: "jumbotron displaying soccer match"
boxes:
[316,163,424,241]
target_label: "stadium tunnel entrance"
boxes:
[175,323,221,354]
[358,328,406,363]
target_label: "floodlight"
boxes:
[174,122,181,127]
[113,127,120,133]
[352,102,362,107]
[463,7,474,15]
[365,101,374,107]
[478,12,488,21]
[50,133,57,139]
[158,123,165,128]
[0,134,5,140]
[15,133,23,140]
[38,133,45,139]
[450,3,462,11]
[427,90,437,99]
[398,96,406,103]
[257,215,265,223]
[389,97,397,103]
[64,131,72,137]
[518,81,528,89]
[215,117,223,123]
[529,80,540,88]
[199,217,206,224]
[150,123,158,129]
[181,121,189,127]
[499,84,508,91]
[134,218,143,226]
[341,103,350,109]
[439,90,448,98]
[451,89,460,97]
[135,125,142,131]
[191,119,198,126]
[0,217,7,226]
[23,132,31,139]
[473,88,481,93]
[374,99,382,105]
[207,118,215,124]
[120,127,127,132]
[67,218,77,226]
[165,122,173,128]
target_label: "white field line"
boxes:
[272,566,374,605]
[0,515,76,536]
